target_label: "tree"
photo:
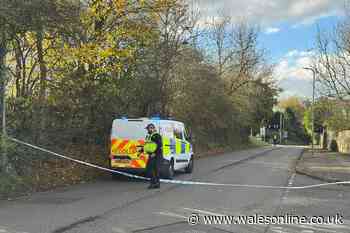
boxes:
[132,0,199,116]
[313,14,350,100]
[170,47,245,149]
[284,108,310,144]
[304,97,350,132]
[206,17,263,95]
[204,16,279,131]
[247,74,279,132]
[0,25,8,173]
[1,0,82,141]
[0,0,280,193]
[303,97,332,133]
[278,96,306,122]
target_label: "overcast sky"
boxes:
[194,0,346,99]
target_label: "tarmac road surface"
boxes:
[0,146,349,233]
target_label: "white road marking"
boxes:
[182,207,225,216]
[157,211,187,219]
[315,223,350,230]
[283,173,296,200]
[112,227,130,233]
[245,161,289,167]
[276,145,308,148]
[291,224,339,233]
[182,207,248,220]
[288,173,296,185]
[0,226,31,233]
[270,226,285,233]
[271,229,284,233]
[272,218,350,233]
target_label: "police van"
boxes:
[110,117,194,179]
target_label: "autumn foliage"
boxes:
[0,0,278,195]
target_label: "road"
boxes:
[0,146,349,233]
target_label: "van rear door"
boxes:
[110,119,149,169]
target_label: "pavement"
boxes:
[0,146,350,233]
[296,149,350,182]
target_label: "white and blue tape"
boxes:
[8,137,350,190]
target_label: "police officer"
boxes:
[273,134,278,146]
[144,123,162,189]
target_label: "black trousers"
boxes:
[148,154,161,185]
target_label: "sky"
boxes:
[194,0,347,100]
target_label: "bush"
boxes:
[0,137,27,198]
[0,173,24,199]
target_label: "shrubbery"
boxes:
[0,0,278,196]
[330,139,338,152]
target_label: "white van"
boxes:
[109,117,194,179]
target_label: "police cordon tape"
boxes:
[8,137,350,190]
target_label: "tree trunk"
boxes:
[0,34,7,172]
[0,34,15,176]
[35,29,47,143]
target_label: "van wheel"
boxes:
[185,156,194,174]
[164,159,174,179]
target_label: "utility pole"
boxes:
[304,67,316,155]
[273,106,284,145]
[312,70,315,155]
[279,112,283,144]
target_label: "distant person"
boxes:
[273,134,278,146]
[143,123,162,189]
